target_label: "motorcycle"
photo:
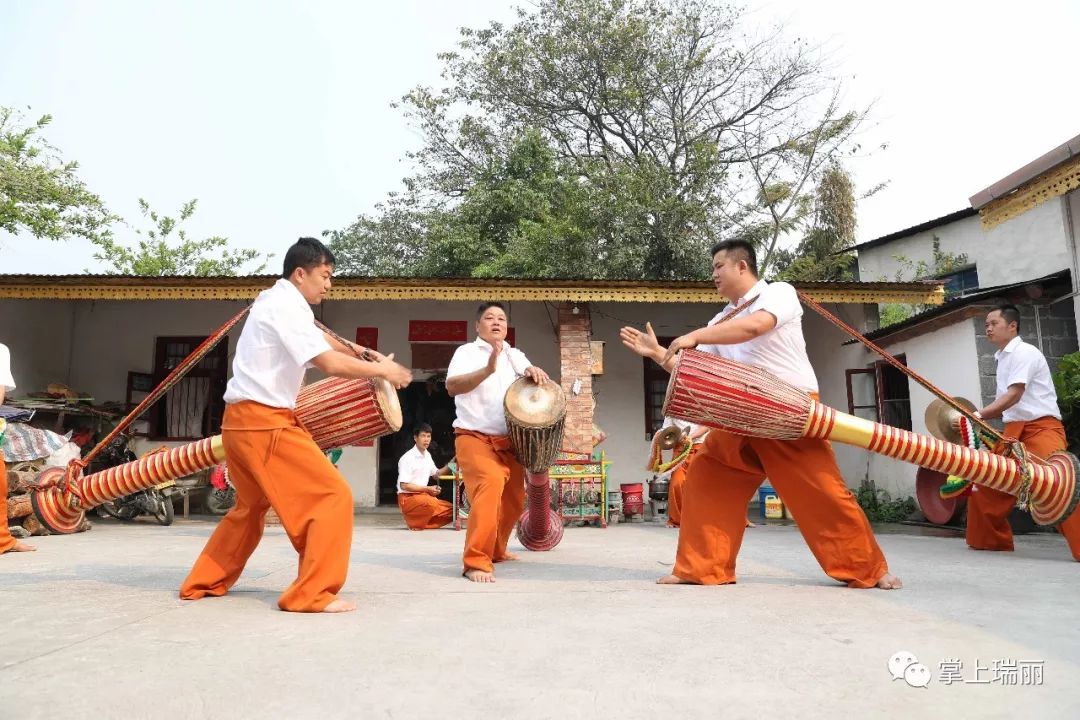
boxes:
[90,434,176,526]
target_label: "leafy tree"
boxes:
[90,199,271,276]
[0,107,116,243]
[774,162,862,282]
[877,236,968,327]
[330,0,866,280]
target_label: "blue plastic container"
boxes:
[757,485,775,519]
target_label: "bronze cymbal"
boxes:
[924,396,977,444]
[654,425,683,450]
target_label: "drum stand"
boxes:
[516,470,565,551]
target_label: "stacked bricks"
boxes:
[558,303,594,456]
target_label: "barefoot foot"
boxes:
[464,569,495,583]
[656,573,697,585]
[493,552,519,563]
[11,540,37,552]
[876,573,903,590]
[322,599,357,613]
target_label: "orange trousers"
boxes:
[1,452,16,554]
[966,417,1080,560]
[667,445,699,527]
[673,429,889,587]
[455,430,525,574]
[668,445,754,529]
[398,492,453,530]
[179,401,354,612]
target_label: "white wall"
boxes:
[0,299,78,393]
[857,200,1071,289]
[860,320,981,499]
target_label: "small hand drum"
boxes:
[504,377,567,473]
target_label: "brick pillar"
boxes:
[558,302,594,456]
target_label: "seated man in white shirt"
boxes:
[962,304,1080,560]
[446,302,551,583]
[397,423,453,530]
[180,237,412,613]
[1,342,36,554]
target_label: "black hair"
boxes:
[414,423,433,437]
[476,302,507,319]
[282,237,336,279]
[710,239,758,277]
[992,304,1021,333]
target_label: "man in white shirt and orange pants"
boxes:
[964,304,1080,560]
[397,422,453,530]
[180,237,412,613]
[445,302,551,583]
[622,239,901,590]
[1,342,36,555]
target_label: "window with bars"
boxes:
[150,337,229,440]
[937,265,979,299]
[642,337,675,438]
[845,355,912,431]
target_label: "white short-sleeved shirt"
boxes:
[0,343,15,392]
[223,279,334,409]
[397,445,440,493]
[696,279,819,393]
[995,336,1061,423]
[446,338,533,436]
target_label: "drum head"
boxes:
[373,378,403,432]
[504,377,565,428]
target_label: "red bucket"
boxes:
[621,483,645,515]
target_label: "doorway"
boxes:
[377,377,457,505]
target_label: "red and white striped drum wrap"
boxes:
[664,349,1078,526]
[78,437,224,508]
[662,350,811,440]
[295,376,403,450]
[802,402,1077,525]
[30,377,403,534]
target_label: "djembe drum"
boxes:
[29,376,403,533]
[662,349,1080,526]
[505,377,566,551]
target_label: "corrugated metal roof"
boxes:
[970,132,1080,209]
[851,208,978,253]
[850,270,1072,344]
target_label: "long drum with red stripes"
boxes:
[663,349,1079,526]
[295,376,403,450]
[29,377,403,534]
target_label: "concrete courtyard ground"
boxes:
[1,513,1078,719]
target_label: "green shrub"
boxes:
[1051,351,1080,452]
[856,482,917,523]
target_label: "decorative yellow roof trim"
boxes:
[0,281,944,305]
[979,153,1080,230]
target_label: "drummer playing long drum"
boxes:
[446,302,551,583]
[180,238,412,613]
[620,239,902,590]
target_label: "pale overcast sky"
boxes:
[1,0,1077,275]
